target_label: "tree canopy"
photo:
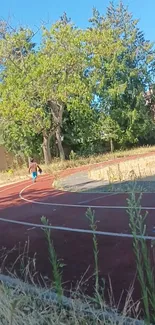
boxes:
[0,2,155,163]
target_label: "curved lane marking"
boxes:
[0,174,155,240]
[19,183,155,210]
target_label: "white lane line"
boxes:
[0,217,154,240]
[19,183,155,210]
[27,227,36,231]
[78,192,118,204]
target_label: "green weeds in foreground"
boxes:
[41,196,155,324]
[127,189,155,324]
[86,208,105,306]
[1,187,155,323]
[41,216,64,299]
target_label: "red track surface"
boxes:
[0,162,155,304]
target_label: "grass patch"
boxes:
[0,278,143,325]
[88,155,155,184]
[0,226,142,325]
[43,146,155,176]
[0,166,29,187]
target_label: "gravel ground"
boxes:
[55,170,155,193]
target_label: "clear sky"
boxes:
[1,0,155,44]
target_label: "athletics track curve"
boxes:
[0,156,155,304]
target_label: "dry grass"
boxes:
[0,242,142,325]
[1,145,155,187]
[0,166,29,187]
[0,232,145,325]
[88,155,155,184]
[0,243,142,325]
[0,280,143,325]
[43,146,155,175]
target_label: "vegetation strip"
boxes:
[0,274,147,325]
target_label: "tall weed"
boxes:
[41,216,64,299]
[127,189,155,323]
[86,208,105,306]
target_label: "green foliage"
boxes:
[99,114,122,151]
[127,190,155,324]
[89,2,155,148]
[69,150,77,160]
[41,216,64,299]
[86,208,105,306]
[0,2,155,162]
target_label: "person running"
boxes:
[28,158,42,183]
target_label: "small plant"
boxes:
[137,163,142,178]
[127,189,155,324]
[86,208,105,306]
[69,150,77,161]
[7,168,14,176]
[117,163,123,182]
[41,216,64,299]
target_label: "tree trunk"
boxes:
[42,133,52,164]
[48,100,65,160]
[110,138,114,153]
[56,126,65,160]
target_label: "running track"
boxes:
[0,173,155,303]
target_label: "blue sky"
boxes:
[1,0,155,44]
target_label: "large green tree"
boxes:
[89,2,155,147]
[0,16,93,163]
[0,3,155,164]
[33,15,92,161]
[0,26,44,159]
